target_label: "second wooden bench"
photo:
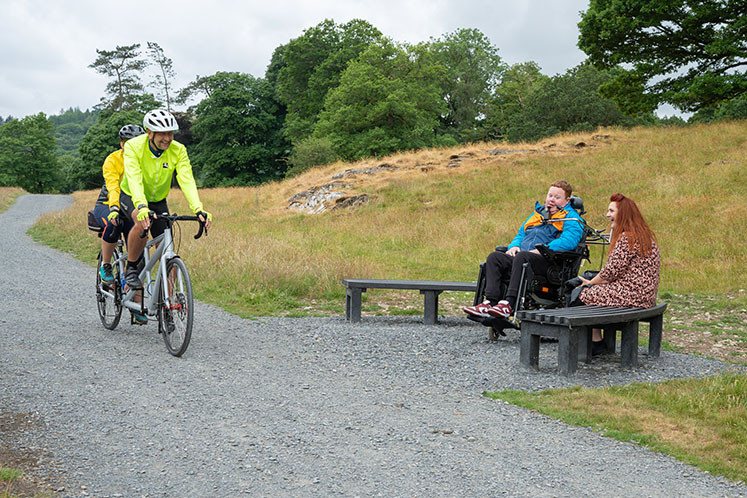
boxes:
[342,278,477,325]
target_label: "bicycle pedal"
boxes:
[130,313,148,325]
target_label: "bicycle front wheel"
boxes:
[158,257,193,357]
[96,250,123,330]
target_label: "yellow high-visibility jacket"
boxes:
[121,133,203,213]
[101,149,124,208]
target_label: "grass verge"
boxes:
[485,372,747,483]
[0,187,24,214]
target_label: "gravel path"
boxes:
[1,194,745,497]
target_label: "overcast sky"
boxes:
[1,0,595,119]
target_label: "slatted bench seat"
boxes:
[342,279,477,325]
[517,303,667,375]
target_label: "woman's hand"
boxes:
[577,276,590,287]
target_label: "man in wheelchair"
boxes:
[463,180,585,332]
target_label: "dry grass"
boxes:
[0,187,24,214]
[27,121,747,317]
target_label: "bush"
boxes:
[286,137,338,177]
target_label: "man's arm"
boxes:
[506,213,532,251]
[173,145,204,214]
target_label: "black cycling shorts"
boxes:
[119,191,169,239]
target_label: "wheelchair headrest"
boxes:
[569,195,585,215]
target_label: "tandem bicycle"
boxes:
[94,212,207,356]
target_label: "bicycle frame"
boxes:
[98,226,175,318]
[125,228,175,316]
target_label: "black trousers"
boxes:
[483,250,550,303]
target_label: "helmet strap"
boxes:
[148,138,165,157]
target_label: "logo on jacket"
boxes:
[162,162,169,169]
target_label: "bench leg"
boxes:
[647,314,663,358]
[620,321,639,368]
[421,290,441,325]
[558,328,580,376]
[345,287,364,323]
[520,323,541,370]
[578,326,592,364]
[602,327,617,354]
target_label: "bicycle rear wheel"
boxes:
[158,257,193,357]
[96,250,123,330]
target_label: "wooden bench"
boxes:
[517,303,667,375]
[342,279,477,325]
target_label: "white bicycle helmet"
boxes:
[143,109,179,132]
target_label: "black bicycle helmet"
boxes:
[119,124,145,140]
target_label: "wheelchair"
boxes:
[467,196,609,341]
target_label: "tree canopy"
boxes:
[275,19,383,143]
[147,42,176,111]
[77,110,143,191]
[505,63,641,142]
[0,113,59,193]
[578,0,747,113]
[484,61,549,140]
[191,72,288,186]
[428,28,505,141]
[89,44,149,113]
[9,16,742,193]
[313,40,448,160]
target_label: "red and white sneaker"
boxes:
[487,300,513,318]
[463,301,493,318]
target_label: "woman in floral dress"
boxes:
[578,193,660,354]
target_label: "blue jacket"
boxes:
[508,201,584,252]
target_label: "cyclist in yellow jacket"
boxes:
[120,109,212,289]
[93,124,144,283]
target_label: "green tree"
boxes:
[58,153,89,193]
[506,63,641,142]
[690,94,747,123]
[484,61,549,139]
[275,19,382,142]
[191,72,289,186]
[578,0,747,114]
[0,113,59,193]
[286,136,337,177]
[55,122,87,156]
[89,44,149,113]
[50,107,98,157]
[175,74,220,113]
[313,40,449,160]
[147,42,176,111]
[48,107,97,127]
[429,28,505,141]
[78,110,143,190]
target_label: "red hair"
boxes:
[609,193,657,256]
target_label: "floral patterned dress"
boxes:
[580,232,660,308]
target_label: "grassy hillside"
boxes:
[27,122,746,321]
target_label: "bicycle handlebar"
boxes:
[138,212,208,240]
